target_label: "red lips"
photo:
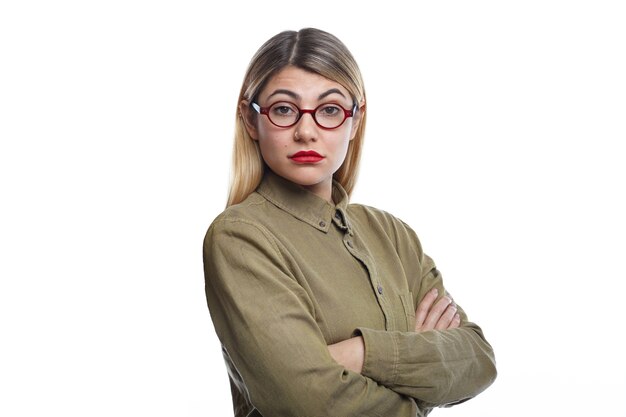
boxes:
[290,150,324,163]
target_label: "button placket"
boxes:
[341,233,393,330]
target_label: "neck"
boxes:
[302,180,333,203]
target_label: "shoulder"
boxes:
[348,203,424,252]
[208,191,272,228]
[347,203,414,233]
[204,192,276,246]
[203,194,294,282]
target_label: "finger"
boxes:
[450,313,461,329]
[435,303,458,330]
[414,288,438,331]
[422,295,453,331]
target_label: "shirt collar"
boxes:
[256,170,350,233]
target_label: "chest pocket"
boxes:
[399,292,416,332]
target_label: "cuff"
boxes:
[355,327,399,385]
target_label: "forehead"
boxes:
[259,66,350,101]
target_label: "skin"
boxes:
[241,65,460,374]
[240,66,363,203]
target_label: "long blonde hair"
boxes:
[227,28,367,207]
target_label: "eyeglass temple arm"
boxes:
[251,102,263,114]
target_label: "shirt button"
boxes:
[377,285,383,295]
[335,211,341,220]
[319,221,326,228]
[346,240,353,248]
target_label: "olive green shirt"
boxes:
[203,171,496,417]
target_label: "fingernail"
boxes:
[432,288,438,296]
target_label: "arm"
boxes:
[328,210,497,408]
[329,288,460,374]
[354,262,496,408]
[204,218,422,417]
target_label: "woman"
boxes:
[203,28,496,417]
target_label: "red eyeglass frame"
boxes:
[251,101,357,130]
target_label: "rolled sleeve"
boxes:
[357,327,400,386]
[355,320,496,407]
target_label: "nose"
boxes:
[293,112,317,142]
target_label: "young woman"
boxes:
[203,28,496,417]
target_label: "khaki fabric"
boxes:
[203,171,496,417]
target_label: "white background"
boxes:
[1,1,625,416]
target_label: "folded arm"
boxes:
[329,268,496,408]
[328,287,461,374]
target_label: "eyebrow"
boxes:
[318,88,347,100]
[267,89,300,100]
[266,88,347,102]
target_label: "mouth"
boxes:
[289,150,324,163]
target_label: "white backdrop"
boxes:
[1,1,625,416]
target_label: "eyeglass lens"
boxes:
[268,102,349,129]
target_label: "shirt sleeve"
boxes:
[203,217,425,417]
[355,217,497,408]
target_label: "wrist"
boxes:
[328,336,364,374]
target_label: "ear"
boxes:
[349,101,366,140]
[239,100,259,140]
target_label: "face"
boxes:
[241,66,362,202]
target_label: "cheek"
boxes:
[328,136,352,169]
[336,133,352,154]
[257,124,290,144]
[256,134,289,162]
[257,140,276,158]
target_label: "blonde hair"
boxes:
[227,28,367,207]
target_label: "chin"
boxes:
[285,173,328,188]
[290,177,323,187]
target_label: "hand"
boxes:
[328,336,365,374]
[414,288,461,332]
[327,288,460,373]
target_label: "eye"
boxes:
[271,102,297,117]
[317,104,342,118]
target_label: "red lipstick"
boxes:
[290,150,324,163]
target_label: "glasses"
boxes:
[251,101,357,130]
